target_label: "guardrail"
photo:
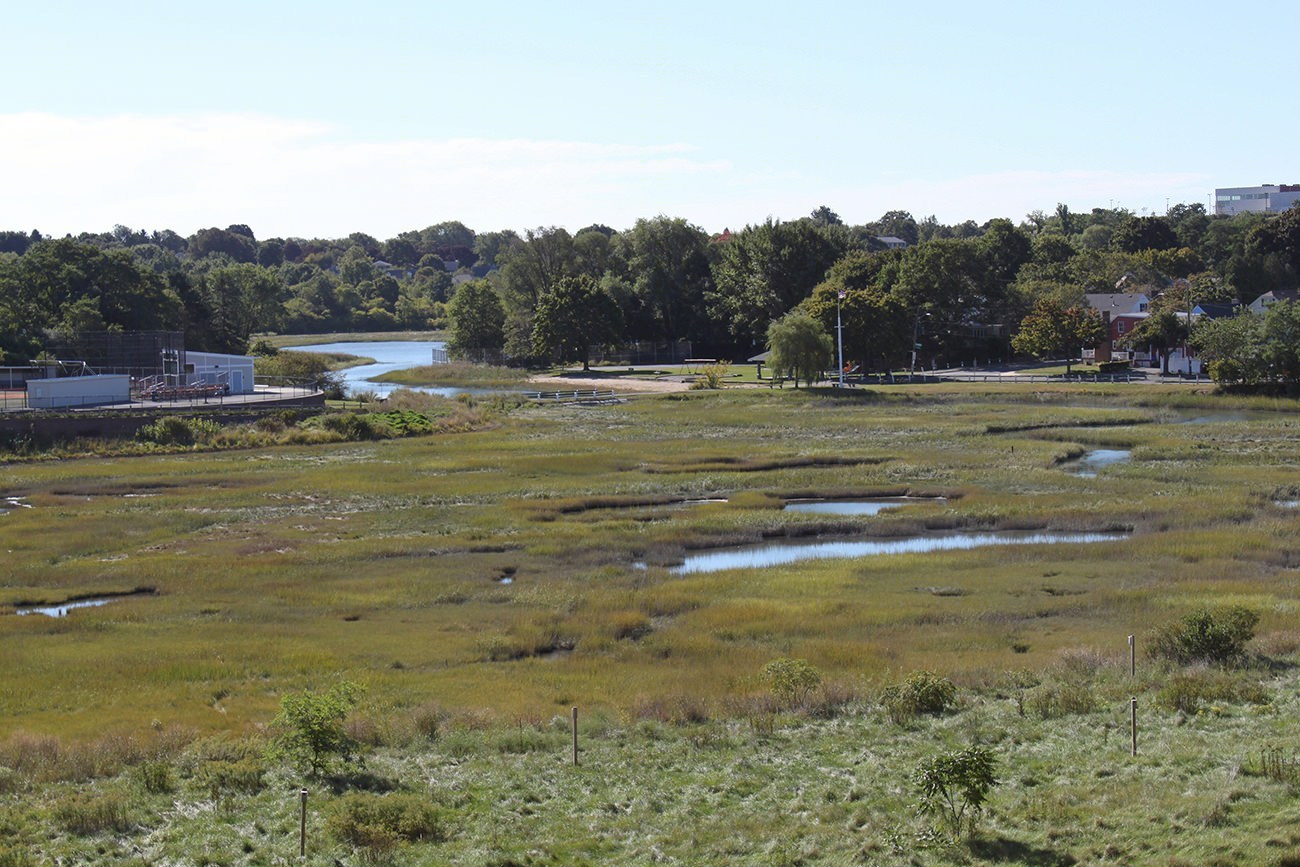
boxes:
[523,389,622,403]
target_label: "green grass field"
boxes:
[3,382,1300,863]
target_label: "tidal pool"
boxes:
[16,598,115,617]
[671,531,1123,574]
[1063,449,1131,477]
[783,497,943,516]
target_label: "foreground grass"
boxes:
[2,663,1298,865]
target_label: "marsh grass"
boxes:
[4,384,1300,751]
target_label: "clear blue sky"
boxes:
[4,0,1296,239]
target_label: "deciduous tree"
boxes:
[766,309,832,387]
[1011,299,1107,374]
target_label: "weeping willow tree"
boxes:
[766,310,832,387]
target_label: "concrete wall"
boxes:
[27,375,130,409]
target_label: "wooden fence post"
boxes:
[299,788,308,856]
[571,706,579,766]
[1130,697,1138,757]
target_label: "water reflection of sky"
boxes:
[783,498,942,516]
[672,531,1122,574]
[291,340,465,398]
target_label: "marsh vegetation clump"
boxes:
[1150,606,1260,665]
[761,658,823,709]
[881,671,957,725]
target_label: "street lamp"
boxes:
[837,291,845,387]
[910,312,929,376]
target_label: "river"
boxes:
[291,339,467,399]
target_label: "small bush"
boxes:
[270,681,364,778]
[133,759,174,794]
[53,789,132,835]
[914,746,998,840]
[1026,682,1096,719]
[327,792,450,857]
[881,671,957,725]
[197,757,266,797]
[0,766,21,795]
[136,416,221,446]
[1151,606,1259,665]
[1157,668,1269,714]
[0,846,35,867]
[761,658,823,708]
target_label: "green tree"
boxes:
[623,216,713,343]
[766,309,833,387]
[1124,309,1187,374]
[804,251,909,371]
[915,746,998,840]
[709,219,848,352]
[532,275,623,370]
[446,281,506,362]
[270,681,364,778]
[1191,311,1262,385]
[1112,215,1179,253]
[1011,299,1107,374]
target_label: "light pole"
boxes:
[837,291,845,387]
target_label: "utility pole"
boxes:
[837,291,845,387]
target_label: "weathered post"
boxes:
[571,706,579,766]
[1130,697,1138,757]
[1128,634,1136,677]
[299,788,308,856]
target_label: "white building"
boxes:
[183,351,255,394]
[1214,184,1300,216]
[27,375,130,409]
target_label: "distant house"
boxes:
[876,236,908,249]
[1085,293,1152,365]
[1192,301,1238,320]
[1248,289,1300,315]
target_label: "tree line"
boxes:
[1,204,1297,380]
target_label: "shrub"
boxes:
[317,412,388,441]
[1150,606,1259,665]
[760,658,823,708]
[136,415,221,446]
[1156,669,1269,714]
[0,846,34,867]
[914,746,998,840]
[881,671,957,725]
[132,759,174,794]
[326,791,450,859]
[269,681,364,778]
[197,757,266,797]
[52,789,132,835]
[1026,682,1096,719]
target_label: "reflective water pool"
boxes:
[672,531,1123,574]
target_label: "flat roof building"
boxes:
[1214,184,1300,217]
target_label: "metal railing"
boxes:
[1,378,322,412]
[523,389,622,403]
